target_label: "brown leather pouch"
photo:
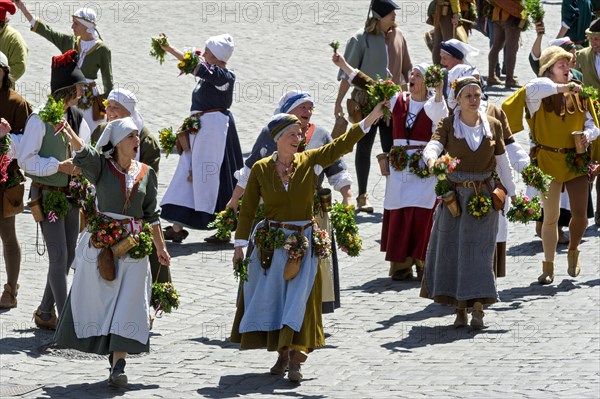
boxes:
[98,247,116,281]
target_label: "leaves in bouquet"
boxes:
[150,35,169,65]
[158,127,176,156]
[38,96,65,125]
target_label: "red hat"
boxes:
[0,0,17,21]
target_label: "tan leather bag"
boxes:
[347,89,368,123]
[98,247,116,281]
[2,183,25,218]
[331,113,349,139]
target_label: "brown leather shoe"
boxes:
[454,308,468,328]
[163,226,189,243]
[270,349,289,375]
[487,75,502,86]
[391,268,413,281]
[0,283,18,309]
[470,302,485,330]
[287,350,308,382]
[567,249,581,277]
[505,78,521,88]
[33,307,57,330]
[356,194,373,213]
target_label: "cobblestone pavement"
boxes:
[1,1,599,398]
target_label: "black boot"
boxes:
[109,358,128,388]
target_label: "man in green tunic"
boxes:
[0,0,28,81]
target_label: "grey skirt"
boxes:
[420,171,499,308]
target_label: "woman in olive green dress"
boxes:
[15,1,112,132]
[231,103,384,382]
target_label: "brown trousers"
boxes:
[0,215,21,291]
[488,20,521,80]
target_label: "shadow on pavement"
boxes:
[354,212,383,224]
[197,373,326,398]
[38,380,160,398]
[189,337,238,349]
[166,241,233,258]
[344,276,421,294]
[497,278,583,307]
[368,303,454,333]
[381,325,509,352]
[0,328,54,357]
[507,239,543,257]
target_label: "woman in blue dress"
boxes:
[159,34,243,242]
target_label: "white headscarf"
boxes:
[441,39,479,64]
[446,64,480,109]
[412,63,429,76]
[73,8,99,40]
[274,90,313,115]
[205,34,234,63]
[95,117,138,158]
[107,89,144,133]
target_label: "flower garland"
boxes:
[151,282,180,315]
[312,223,332,259]
[364,76,400,120]
[521,163,552,196]
[149,34,168,65]
[69,176,96,216]
[424,65,444,88]
[283,232,309,260]
[389,145,408,171]
[207,207,236,241]
[408,150,431,178]
[467,193,492,220]
[177,50,202,75]
[128,222,154,259]
[507,192,542,223]
[566,151,592,175]
[42,191,70,223]
[158,127,176,156]
[330,201,362,257]
[254,225,286,250]
[233,258,249,283]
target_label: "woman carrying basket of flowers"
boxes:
[420,77,517,330]
[333,53,448,282]
[230,105,385,382]
[54,117,171,388]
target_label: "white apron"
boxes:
[160,112,229,213]
[70,212,151,345]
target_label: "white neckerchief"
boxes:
[78,39,99,67]
[109,159,141,192]
[595,53,600,81]
[453,108,492,152]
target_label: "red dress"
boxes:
[380,94,437,263]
